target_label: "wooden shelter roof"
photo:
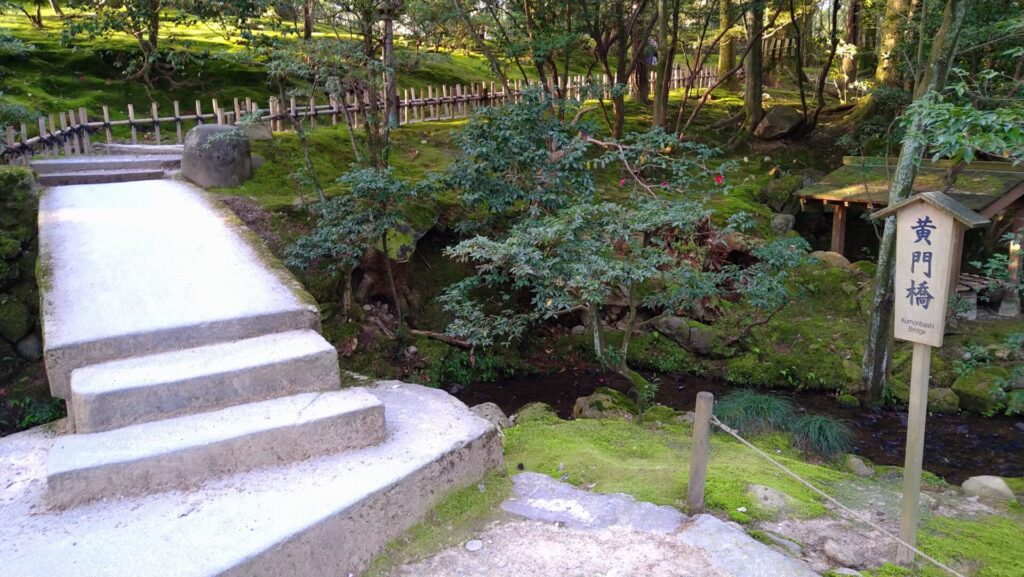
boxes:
[796,157,1024,217]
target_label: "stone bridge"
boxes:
[0,172,501,576]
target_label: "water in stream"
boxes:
[456,369,1024,485]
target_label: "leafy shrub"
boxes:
[426,350,510,387]
[714,390,795,435]
[789,414,853,459]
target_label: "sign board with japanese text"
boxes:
[893,202,955,347]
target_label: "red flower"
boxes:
[715,174,725,185]
[619,178,626,187]
[661,181,669,187]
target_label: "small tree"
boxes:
[287,168,416,321]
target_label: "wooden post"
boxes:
[233,98,242,123]
[4,126,14,164]
[830,203,847,254]
[127,104,138,144]
[212,99,221,124]
[428,85,435,120]
[151,102,161,144]
[173,101,183,143]
[19,122,29,162]
[49,115,60,153]
[63,112,77,155]
[402,89,409,125]
[999,211,1023,317]
[195,100,204,125]
[38,117,49,155]
[290,97,297,128]
[330,94,339,125]
[896,341,931,563]
[101,107,113,145]
[59,112,73,154]
[79,108,92,155]
[687,392,714,510]
[66,110,80,154]
[309,96,317,129]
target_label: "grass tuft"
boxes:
[714,390,796,435]
[789,414,853,459]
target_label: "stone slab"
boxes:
[1,383,503,577]
[37,169,168,186]
[71,329,340,433]
[31,155,182,174]
[502,472,686,533]
[99,143,185,155]
[38,179,319,402]
[48,389,385,508]
[677,514,818,577]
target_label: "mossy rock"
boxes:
[953,366,1010,415]
[0,167,35,202]
[837,394,860,409]
[887,377,909,404]
[723,353,770,386]
[0,295,29,342]
[849,260,877,277]
[572,387,637,420]
[514,402,561,425]
[841,359,861,388]
[641,405,679,424]
[0,234,21,260]
[927,388,960,414]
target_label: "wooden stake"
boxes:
[195,100,204,125]
[173,101,183,143]
[127,104,138,144]
[101,106,113,144]
[59,112,73,154]
[150,102,161,144]
[38,117,49,155]
[79,108,91,155]
[4,126,14,164]
[896,342,931,563]
[687,392,714,510]
[309,96,317,129]
[831,204,847,254]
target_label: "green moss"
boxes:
[504,417,851,521]
[362,472,512,577]
[513,402,560,425]
[838,393,861,409]
[953,366,1010,415]
[576,386,638,419]
[641,405,679,424]
[850,260,878,277]
[0,295,29,342]
[927,389,960,414]
[0,234,21,259]
[625,331,706,374]
[916,515,1024,577]
[1002,477,1024,496]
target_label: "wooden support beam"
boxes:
[79,108,91,154]
[687,392,714,510]
[830,203,847,254]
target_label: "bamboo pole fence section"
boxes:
[3,66,716,163]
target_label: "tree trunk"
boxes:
[860,0,970,403]
[730,0,764,147]
[49,0,64,17]
[631,35,651,104]
[302,0,313,39]
[875,0,910,87]
[652,0,670,127]
[842,0,861,84]
[384,8,399,128]
[452,0,510,93]
[588,304,607,368]
[718,0,738,90]
[381,233,403,321]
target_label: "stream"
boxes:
[456,369,1024,485]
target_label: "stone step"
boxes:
[31,154,181,174]
[99,143,185,155]
[3,383,502,577]
[46,389,386,509]
[37,169,167,186]
[39,180,320,414]
[70,330,340,433]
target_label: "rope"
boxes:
[708,416,967,577]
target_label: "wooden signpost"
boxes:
[872,192,988,564]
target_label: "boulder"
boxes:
[243,121,273,141]
[848,260,878,277]
[844,454,874,477]
[753,106,805,140]
[15,333,41,360]
[837,394,860,409]
[572,387,637,420]
[953,366,1010,415]
[961,475,1015,503]
[0,295,29,342]
[771,213,796,234]
[641,405,679,424]
[570,324,586,336]
[652,316,718,355]
[809,251,851,268]
[181,125,252,188]
[513,402,560,425]
[746,484,795,516]
[927,388,960,414]
[470,402,511,430]
[823,539,861,568]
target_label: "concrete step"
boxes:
[39,180,320,417]
[99,143,185,155]
[46,389,386,509]
[37,169,167,186]
[70,330,340,433]
[31,154,181,174]
[4,383,501,577]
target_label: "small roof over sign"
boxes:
[870,191,990,228]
